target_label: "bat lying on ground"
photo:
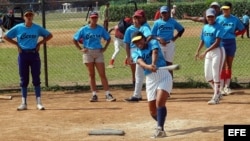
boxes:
[0,95,12,100]
[158,64,180,71]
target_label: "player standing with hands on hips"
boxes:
[216,1,245,95]
[131,31,172,138]
[4,9,53,110]
[73,11,116,102]
[151,6,185,77]
[195,8,225,105]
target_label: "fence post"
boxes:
[41,0,48,87]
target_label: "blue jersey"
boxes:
[216,14,245,39]
[73,24,110,49]
[123,23,151,49]
[5,23,51,50]
[200,22,225,48]
[132,39,166,75]
[151,18,184,41]
[242,15,249,25]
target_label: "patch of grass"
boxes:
[1,17,250,89]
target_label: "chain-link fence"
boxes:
[0,0,250,90]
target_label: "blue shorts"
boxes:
[221,39,236,57]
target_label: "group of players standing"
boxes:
[2,1,246,138]
[190,1,245,105]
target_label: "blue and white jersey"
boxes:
[73,24,110,49]
[151,18,184,41]
[123,23,151,49]
[5,23,51,50]
[242,15,249,25]
[132,39,166,75]
[201,22,225,48]
[216,14,245,39]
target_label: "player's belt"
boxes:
[22,49,36,53]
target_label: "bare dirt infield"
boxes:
[0,88,250,141]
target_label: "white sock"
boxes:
[37,97,42,104]
[225,79,231,88]
[21,97,27,104]
[220,79,225,91]
[214,83,220,95]
[105,91,110,95]
[92,91,97,96]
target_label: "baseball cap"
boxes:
[133,10,145,17]
[173,5,177,8]
[210,2,220,7]
[131,31,144,42]
[24,9,34,16]
[221,1,232,10]
[124,17,132,23]
[160,6,169,13]
[89,11,98,18]
[206,8,216,17]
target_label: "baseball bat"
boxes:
[158,64,180,71]
[0,95,12,100]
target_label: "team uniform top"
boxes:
[123,23,151,49]
[200,22,225,48]
[132,39,166,75]
[5,23,51,50]
[73,24,110,49]
[216,14,245,39]
[151,18,184,41]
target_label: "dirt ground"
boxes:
[0,88,250,141]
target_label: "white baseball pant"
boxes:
[159,41,175,62]
[111,37,126,59]
[204,47,225,83]
[130,48,144,98]
[146,69,172,101]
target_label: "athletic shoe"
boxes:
[106,65,114,68]
[224,87,232,95]
[208,98,219,105]
[17,104,27,111]
[151,127,167,138]
[208,93,221,105]
[37,104,45,110]
[90,95,98,102]
[220,89,226,96]
[106,94,116,102]
[123,96,142,102]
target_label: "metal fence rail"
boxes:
[0,1,250,90]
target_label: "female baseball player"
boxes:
[4,9,53,110]
[123,10,152,102]
[216,1,245,95]
[107,17,132,68]
[131,31,172,138]
[73,11,116,102]
[151,6,185,77]
[195,8,225,105]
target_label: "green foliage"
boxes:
[107,1,250,21]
